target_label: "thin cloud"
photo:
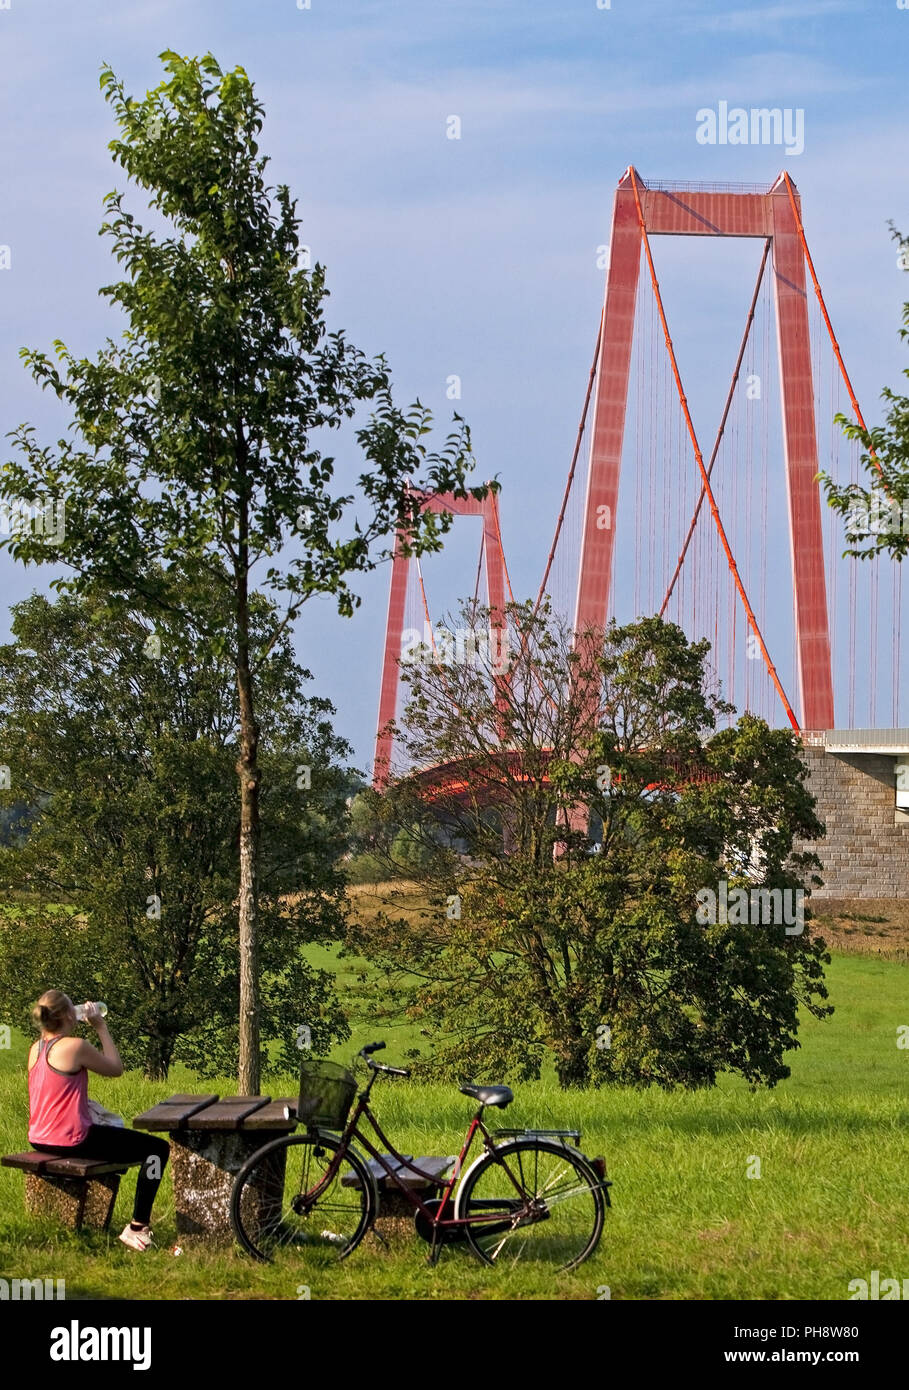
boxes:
[685,0,856,33]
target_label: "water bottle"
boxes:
[74,1002,108,1022]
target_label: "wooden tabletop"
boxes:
[134,1094,297,1134]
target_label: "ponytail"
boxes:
[32,990,71,1033]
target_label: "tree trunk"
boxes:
[236,561,261,1095]
[555,1027,591,1088]
[143,1033,176,1083]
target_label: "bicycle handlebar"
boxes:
[358,1040,411,1078]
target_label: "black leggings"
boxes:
[32,1126,170,1226]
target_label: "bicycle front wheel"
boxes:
[230,1132,376,1262]
[456,1138,605,1271]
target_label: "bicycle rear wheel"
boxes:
[230,1132,376,1262]
[456,1138,605,1271]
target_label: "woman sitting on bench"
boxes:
[27,989,170,1251]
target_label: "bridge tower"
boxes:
[575,167,834,730]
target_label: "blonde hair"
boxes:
[31,990,72,1033]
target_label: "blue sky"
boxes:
[1,0,907,770]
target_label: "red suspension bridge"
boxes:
[373,168,903,787]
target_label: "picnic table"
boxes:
[133,1093,297,1238]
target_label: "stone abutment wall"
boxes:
[796,740,909,899]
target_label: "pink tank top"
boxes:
[28,1037,91,1146]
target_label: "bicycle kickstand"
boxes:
[426,1230,443,1267]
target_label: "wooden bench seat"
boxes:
[2,1151,145,1231]
[341,1154,457,1242]
[341,1154,456,1192]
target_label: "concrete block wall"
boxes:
[796,743,909,898]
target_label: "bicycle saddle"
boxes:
[459,1084,514,1109]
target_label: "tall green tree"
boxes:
[351,605,831,1088]
[0,583,352,1079]
[0,52,481,1090]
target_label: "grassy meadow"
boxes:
[1,895,906,1300]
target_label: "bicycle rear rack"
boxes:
[491,1129,582,1145]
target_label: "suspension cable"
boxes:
[534,314,603,616]
[781,173,883,479]
[414,556,437,655]
[660,239,771,615]
[490,489,516,605]
[470,529,485,622]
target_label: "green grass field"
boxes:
[1,949,906,1301]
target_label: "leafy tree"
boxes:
[0,582,352,1079]
[821,226,909,556]
[0,51,481,1090]
[345,791,438,883]
[0,801,35,848]
[349,604,831,1088]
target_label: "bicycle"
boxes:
[230,1041,612,1270]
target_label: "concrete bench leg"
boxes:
[170,1132,287,1240]
[25,1172,121,1231]
[371,1188,419,1246]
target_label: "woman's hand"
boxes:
[77,1009,124,1077]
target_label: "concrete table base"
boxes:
[170,1132,286,1239]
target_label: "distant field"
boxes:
[812,898,909,961]
[1,930,906,1300]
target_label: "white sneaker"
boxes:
[118,1223,154,1251]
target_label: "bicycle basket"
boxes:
[297,1060,358,1130]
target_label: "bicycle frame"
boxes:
[305,1067,533,1234]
